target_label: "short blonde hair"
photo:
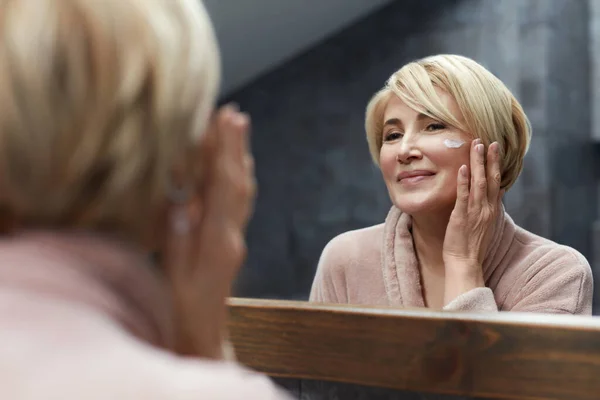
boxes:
[0,0,220,242]
[365,54,531,190]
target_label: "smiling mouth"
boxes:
[397,172,435,184]
[399,175,433,184]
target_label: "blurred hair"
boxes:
[0,0,220,242]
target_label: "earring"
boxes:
[167,180,192,205]
[166,180,193,235]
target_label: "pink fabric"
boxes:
[0,231,289,399]
[310,206,593,314]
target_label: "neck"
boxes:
[411,208,452,274]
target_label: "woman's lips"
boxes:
[399,174,434,184]
[396,170,435,184]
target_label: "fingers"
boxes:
[231,108,251,163]
[163,104,253,295]
[216,104,249,168]
[202,104,255,229]
[486,142,501,204]
[470,139,486,207]
[224,111,255,227]
[233,125,257,228]
[227,110,252,174]
[453,164,470,217]
[203,104,241,199]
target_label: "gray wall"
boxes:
[202,0,392,95]
[224,0,600,307]
[591,0,600,314]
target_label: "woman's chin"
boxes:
[391,194,452,217]
[394,203,433,216]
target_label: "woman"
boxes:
[310,55,593,314]
[0,0,288,398]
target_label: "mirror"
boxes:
[206,0,600,316]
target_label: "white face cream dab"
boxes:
[443,139,465,149]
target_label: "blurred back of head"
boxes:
[0,0,220,244]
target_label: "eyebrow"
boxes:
[383,113,431,128]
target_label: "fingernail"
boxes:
[477,144,484,154]
[460,164,468,177]
[234,113,249,127]
[492,142,499,154]
[170,207,190,235]
[473,138,482,146]
[228,102,240,111]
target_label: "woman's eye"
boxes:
[425,123,446,131]
[384,132,403,141]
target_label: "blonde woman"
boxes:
[310,55,593,314]
[0,0,289,398]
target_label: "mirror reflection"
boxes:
[209,0,599,315]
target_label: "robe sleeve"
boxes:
[444,246,593,314]
[443,287,498,312]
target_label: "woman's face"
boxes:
[379,89,472,217]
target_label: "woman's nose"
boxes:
[395,135,422,164]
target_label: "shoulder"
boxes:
[0,293,290,400]
[147,357,290,400]
[88,345,288,399]
[512,225,592,281]
[502,225,593,313]
[118,334,290,399]
[325,223,385,252]
[319,223,384,267]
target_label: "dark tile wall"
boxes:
[224,0,598,304]
[545,1,593,256]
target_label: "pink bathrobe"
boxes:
[0,232,289,399]
[310,206,593,314]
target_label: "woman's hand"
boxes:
[442,139,503,305]
[162,104,256,359]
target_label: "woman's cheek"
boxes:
[424,136,470,167]
[379,148,397,181]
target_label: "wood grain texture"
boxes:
[228,298,600,400]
